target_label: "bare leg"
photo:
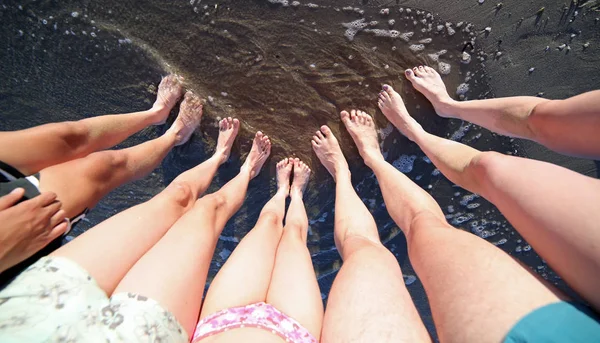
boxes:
[49,115,236,295]
[380,83,600,312]
[266,158,324,339]
[199,151,285,324]
[113,133,271,337]
[403,66,600,159]
[342,108,563,343]
[0,75,184,175]
[312,126,431,343]
[38,92,204,219]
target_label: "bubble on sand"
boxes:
[393,155,417,173]
[428,49,447,62]
[438,61,451,75]
[419,38,432,44]
[409,44,425,53]
[71,12,80,18]
[342,19,368,41]
[461,51,472,64]
[399,32,414,42]
[456,83,470,96]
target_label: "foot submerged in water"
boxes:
[404,66,455,118]
[242,131,271,179]
[377,84,423,142]
[168,91,204,146]
[311,125,349,181]
[276,158,293,196]
[291,158,311,197]
[340,110,382,163]
[152,74,184,124]
[215,117,240,164]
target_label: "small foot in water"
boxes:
[242,132,271,179]
[377,84,423,141]
[276,158,293,196]
[404,66,455,118]
[168,91,203,146]
[215,117,240,164]
[152,74,184,125]
[291,158,311,197]
[311,125,349,182]
[341,110,382,163]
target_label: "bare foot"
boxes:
[378,84,424,142]
[311,125,350,181]
[404,66,456,118]
[241,131,271,179]
[168,91,203,146]
[340,110,383,163]
[291,158,311,197]
[152,74,184,124]
[215,117,240,164]
[276,158,293,196]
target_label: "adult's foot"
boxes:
[152,74,184,124]
[241,132,271,179]
[215,117,240,164]
[168,91,203,146]
[340,110,383,163]
[290,158,311,198]
[276,158,293,196]
[404,66,456,118]
[311,126,350,182]
[378,84,424,142]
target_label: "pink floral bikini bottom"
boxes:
[192,302,318,343]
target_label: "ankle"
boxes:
[362,149,385,166]
[290,187,304,199]
[438,98,459,119]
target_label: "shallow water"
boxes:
[0,0,568,338]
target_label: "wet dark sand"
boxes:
[1,0,598,339]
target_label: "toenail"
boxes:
[383,84,390,90]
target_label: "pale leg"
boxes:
[342,109,562,343]
[312,126,431,343]
[266,159,324,339]
[403,66,600,159]
[0,75,184,175]
[49,117,240,295]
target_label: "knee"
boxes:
[257,211,282,227]
[466,151,506,189]
[199,192,227,213]
[526,99,555,142]
[340,235,386,261]
[160,181,197,210]
[55,121,90,152]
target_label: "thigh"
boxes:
[322,236,431,343]
[266,227,324,339]
[471,152,600,310]
[200,213,283,319]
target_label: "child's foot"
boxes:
[290,158,311,198]
[215,117,240,164]
[276,158,293,196]
[378,85,424,141]
[168,91,203,146]
[340,110,383,163]
[311,126,350,182]
[404,66,456,118]
[241,132,271,179]
[152,74,184,124]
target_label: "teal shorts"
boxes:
[505,301,600,342]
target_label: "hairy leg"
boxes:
[266,159,323,339]
[198,150,286,323]
[50,117,238,295]
[344,108,563,343]
[403,66,600,159]
[0,75,183,175]
[312,126,431,343]
[380,84,600,311]
[38,92,205,219]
